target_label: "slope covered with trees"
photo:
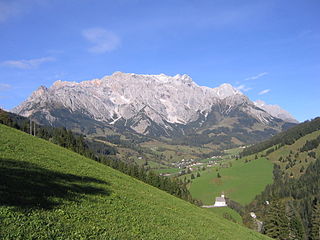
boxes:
[241,117,320,239]
[245,159,320,239]
[241,117,320,157]
[0,124,270,239]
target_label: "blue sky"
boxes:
[0,0,319,122]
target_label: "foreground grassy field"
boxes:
[206,207,243,225]
[189,157,273,205]
[0,124,270,239]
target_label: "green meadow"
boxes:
[154,167,181,174]
[206,207,243,225]
[0,124,270,239]
[189,157,273,205]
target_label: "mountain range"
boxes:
[12,72,298,147]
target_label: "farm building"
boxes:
[213,194,227,207]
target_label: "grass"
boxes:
[189,158,273,205]
[268,130,320,178]
[154,167,181,174]
[206,207,243,225]
[224,147,243,156]
[0,124,270,239]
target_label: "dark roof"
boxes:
[215,197,225,202]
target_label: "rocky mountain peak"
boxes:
[107,72,194,85]
[12,71,297,137]
[34,85,48,95]
[254,100,298,123]
[173,74,193,84]
[214,83,242,99]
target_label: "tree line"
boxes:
[301,135,320,152]
[241,117,320,157]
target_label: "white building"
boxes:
[213,194,227,207]
[250,212,257,219]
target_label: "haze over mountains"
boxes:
[13,72,297,146]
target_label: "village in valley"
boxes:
[165,155,231,209]
[158,147,241,178]
[155,144,270,225]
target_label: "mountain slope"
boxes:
[266,129,320,178]
[254,100,297,123]
[0,124,270,239]
[243,134,320,238]
[12,72,296,147]
[235,118,320,238]
[241,117,320,158]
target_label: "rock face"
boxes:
[12,72,297,140]
[254,100,298,123]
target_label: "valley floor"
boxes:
[189,157,273,205]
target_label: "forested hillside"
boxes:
[241,117,320,157]
[245,159,320,239]
[242,117,320,239]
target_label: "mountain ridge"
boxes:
[12,72,297,145]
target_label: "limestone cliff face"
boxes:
[12,72,297,137]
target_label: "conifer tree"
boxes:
[311,199,320,240]
[264,200,289,240]
[286,201,304,240]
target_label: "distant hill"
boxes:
[240,117,320,179]
[0,124,270,239]
[241,117,320,158]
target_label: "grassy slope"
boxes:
[268,130,320,178]
[189,158,273,205]
[207,207,243,225]
[0,124,269,240]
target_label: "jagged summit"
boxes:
[214,83,242,99]
[35,85,48,93]
[12,72,297,138]
[107,72,193,84]
[52,80,78,87]
[254,100,298,123]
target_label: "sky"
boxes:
[0,0,319,122]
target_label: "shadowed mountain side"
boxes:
[0,158,110,210]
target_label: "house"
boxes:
[250,212,257,219]
[213,194,227,207]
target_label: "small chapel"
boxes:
[213,193,227,207]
